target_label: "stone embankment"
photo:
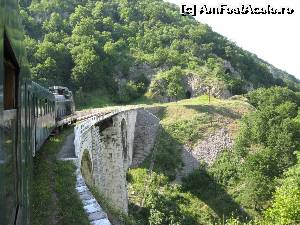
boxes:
[76,169,111,225]
[193,128,233,165]
[57,132,111,224]
[176,128,233,182]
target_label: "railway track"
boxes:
[57,108,114,127]
[57,106,141,127]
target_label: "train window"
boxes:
[35,98,38,117]
[44,101,46,114]
[37,100,40,116]
[3,31,21,225]
[4,33,19,110]
[43,100,45,115]
[45,100,47,115]
[40,101,42,115]
[39,100,42,116]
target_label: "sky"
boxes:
[165,0,300,79]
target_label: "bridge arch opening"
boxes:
[81,149,93,186]
[121,119,128,160]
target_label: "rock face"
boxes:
[210,86,232,99]
[182,73,232,99]
[175,128,233,182]
[182,73,207,98]
[223,60,241,79]
[128,63,156,81]
[193,128,233,165]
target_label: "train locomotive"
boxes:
[49,86,75,121]
[0,1,75,224]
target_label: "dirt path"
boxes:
[57,132,76,160]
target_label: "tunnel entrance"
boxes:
[225,68,231,74]
[121,119,128,160]
[185,91,192,99]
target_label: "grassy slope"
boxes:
[128,95,254,224]
[31,127,89,225]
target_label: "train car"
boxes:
[49,86,75,120]
[0,1,77,224]
[31,82,56,156]
[0,0,32,224]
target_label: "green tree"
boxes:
[264,152,300,224]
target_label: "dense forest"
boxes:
[20,0,299,105]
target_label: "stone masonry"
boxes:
[90,110,137,213]
[74,108,160,217]
[131,109,160,167]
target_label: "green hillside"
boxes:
[20,0,300,107]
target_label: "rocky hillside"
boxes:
[128,87,300,225]
[128,95,254,224]
[19,0,299,104]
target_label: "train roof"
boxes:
[31,82,55,100]
[49,86,70,92]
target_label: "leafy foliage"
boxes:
[209,87,300,222]
[20,0,299,106]
[264,152,300,224]
[149,67,185,101]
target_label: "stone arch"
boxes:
[121,118,128,160]
[81,149,93,186]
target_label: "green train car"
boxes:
[0,0,32,224]
[0,1,62,224]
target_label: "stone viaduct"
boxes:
[73,107,160,215]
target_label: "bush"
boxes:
[117,80,146,103]
[264,152,300,224]
[246,87,300,109]
[209,151,240,186]
[149,67,185,101]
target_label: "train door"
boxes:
[3,33,21,224]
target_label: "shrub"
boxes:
[117,80,146,103]
[149,67,185,101]
[264,152,300,225]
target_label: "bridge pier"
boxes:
[74,108,159,215]
[75,109,137,213]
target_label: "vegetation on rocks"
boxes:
[128,87,300,225]
[128,95,254,224]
